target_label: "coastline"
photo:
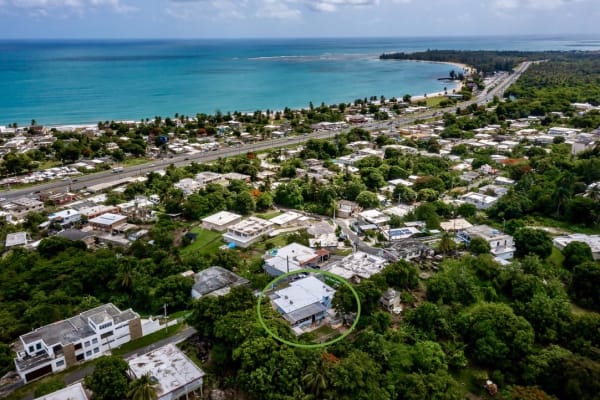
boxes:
[400,60,470,102]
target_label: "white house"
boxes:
[460,192,498,210]
[48,209,81,227]
[457,225,515,261]
[271,276,335,330]
[14,304,142,383]
[263,243,326,276]
[222,217,274,248]
[326,251,388,281]
[33,382,88,400]
[201,211,242,232]
[553,234,600,261]
[128,344,205,400]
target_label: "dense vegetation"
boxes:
[380,49,600,74]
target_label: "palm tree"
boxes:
[302,360,329,399]
[128,372,158,400]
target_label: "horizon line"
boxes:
[2,33,600,41]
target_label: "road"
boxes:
[0,62,531,202]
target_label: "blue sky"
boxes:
[0,0,599,38]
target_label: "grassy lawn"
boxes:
[526,215,600,235]
[256,210,282,220]
[425,96,447,107]
[547,247,565,268]
[111,323,185,356]
[180,228,223,257]
[121,157,152,167]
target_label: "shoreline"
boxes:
[3,59,471,127]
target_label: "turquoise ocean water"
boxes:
[0,35,599,125]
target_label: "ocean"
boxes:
[0,35,599,125]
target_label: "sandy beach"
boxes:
[402,60,470,102]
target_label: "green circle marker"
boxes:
[257,268,361,349]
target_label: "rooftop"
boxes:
[227,217,274,236]
[34,382,88,400]
[270,211,303,226]
[272,276,335,314]
[192,266,249,297]
[326,251,387,280]
[440,218,473,232]
[5,232,28,248]
[128,344,205,398]
[464,225,511,241]
[201,211,242,226]
[88,213,128,226]
[20,303,138,347]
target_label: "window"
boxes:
[28,346,34,353]
[98,322,113,330]
[92,338,98,344]
[36,343,42,350]
[84,341,90,347]
[76,354,84,361]
[85,351,92,357]
[56,360,65,367]
[93,348,100,354]
[74,343,82,350]
[100,331,113,339]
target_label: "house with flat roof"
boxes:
[2,197,44,220]
[440,218,473,232]
[457,225,515,260]
[359,209,390,227]
[34,382,88,400]
[48,209,81,227]
[337,200,360,218]
[263,242,328,276]
[201,211,242,232]
[88,213,127,232]
[380,240,434,262]
[14,303,142,383]
[460,192,498,210]
[191,266,249,299]
[223,217,274,248]
[271,276,335,330]
[128,344,205,400]
[553,234,600,260]
[270,211,303,227]
[5,232,29,249]
[326,251,387,281]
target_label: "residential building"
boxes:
[271,276,335,329]
[77,205,120,219]
[201,211,242,232]
[460,192,498,210]
[5,232,29,248]
[270,211,303,227]
[359,209,390,226]
[33,382,88,400]
[14,303,142,383]
[380,288,401,313]
[223,217,274,248]
[264,243,328,276]
[380,240,434,262]
[327,251,387,281]
[337,200,360,218]
[56,229,95,247]
[128,344,205,400]
[39,191,78,206]
[383,227,420,241]
[2,197,44,219]
[553,234,600,260]
[88,213,128,232]
[458,225,515,260]
[190,266,249,299]
[48,209,81,227]
[174,178,203,196]
[440,218,473,232]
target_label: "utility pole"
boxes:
[163,303,168,334]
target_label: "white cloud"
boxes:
[257,0,300,19]
[493,0,587,11]
[89,0,136,13]
[2,0,134,15]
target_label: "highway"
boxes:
[0,62,531,202]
